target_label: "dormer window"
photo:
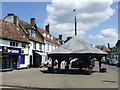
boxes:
[28,29,31,35]
[47,34,50,38]
[51,36,53,40]
[57,40,60,44]
[101,47,104,50]
[39,43,42,51]
[28,29,36,38]
[31,29,36,38]
[43,33,46,37]
[97,47,99,49]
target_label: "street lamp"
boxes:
[73,9,77,36]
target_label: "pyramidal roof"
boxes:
[49,36,108,55]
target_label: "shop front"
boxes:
[2,46,22,71]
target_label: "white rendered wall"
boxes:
[18,55,29,68]
[1,39,30,69]
[45,40,59,53]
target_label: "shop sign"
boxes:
[2,47,21,54]
[21,50,24,53]
[11,50,19,53]
[3,50,8,53]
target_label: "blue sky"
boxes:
[1,1,119,47]
[2,2,51,29]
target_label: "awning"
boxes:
[35,51,47,56]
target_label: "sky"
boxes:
[1,0,119,47]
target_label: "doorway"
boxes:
[12,55,19,70]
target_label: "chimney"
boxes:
[7,14,19,27]
[30,18,36,25]
[7,13,15,16]
[59,34,62,40]
[4,13,15,23]
[66,37,72,42]
[46,24,50,33]
[67,37,72,40]
[14,16,19,27]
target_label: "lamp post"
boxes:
[73,9,77,36]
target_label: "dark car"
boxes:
[71,59,95,69]
[116,59,120,67]
[71,60,83,68]
[105,58,110,64]
[109,59,119,65]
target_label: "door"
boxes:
[29,55,32,68]
[12,55,18,70]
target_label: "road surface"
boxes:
[1,61,119,89]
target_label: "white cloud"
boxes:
[90,28,118,46]
[45,0,115,39]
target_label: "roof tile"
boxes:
[95,45,110,52]
[0,20,29,43]
[37,27,61,45]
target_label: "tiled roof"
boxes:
[95,45,110,52]
[19,19,33,29]
[116,40,120,47]
[19,19,44,43]
[54,37,63,46]
[49,36,108,55]
[0,20,29,43]
[37,27,60,45]
[37,27,49,34]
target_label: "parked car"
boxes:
[71,58,95,69]
[116,59,120,67]
[109,59,119,65]
[105,58,110,64]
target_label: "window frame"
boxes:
[39,43,42,51]
[22,43,26,48]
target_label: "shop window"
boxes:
[2,55,12,69]
[20,55,25,64]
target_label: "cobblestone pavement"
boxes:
[1,62,119,89]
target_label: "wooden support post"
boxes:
[105,55,107,64]
[52,58,54,70]
[98,56,102,70]
[65,60,70,70]
[58,60,61,70]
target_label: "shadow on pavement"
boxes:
[40,69,98,75]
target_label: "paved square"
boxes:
[1,64,118,88]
